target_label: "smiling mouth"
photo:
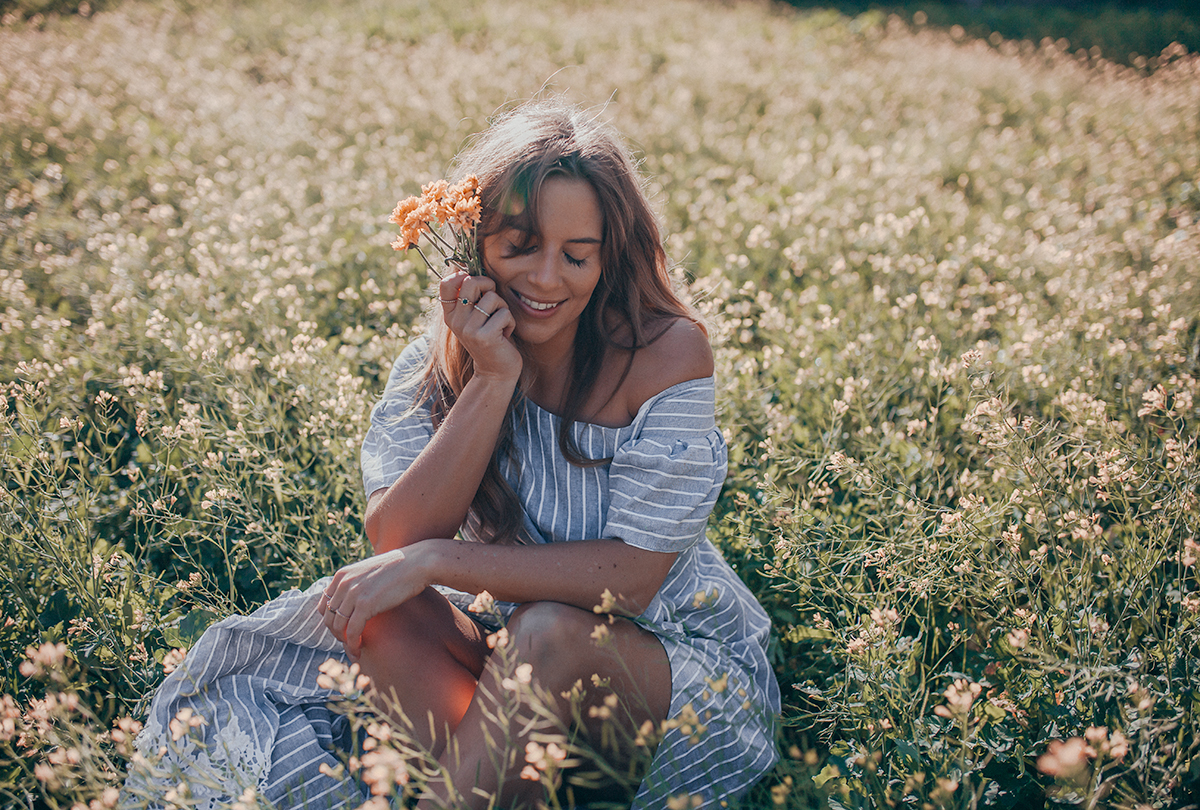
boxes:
[514,291,563,312]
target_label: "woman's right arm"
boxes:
[363,270,521,553]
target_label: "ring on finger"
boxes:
[438,297,457,304]
[460,297,471,306]
[473,304,491,317]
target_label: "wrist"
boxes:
[411,537,452,588]
[464,368,519,401]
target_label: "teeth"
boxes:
[517,292,559,311]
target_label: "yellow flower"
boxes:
[705,672,729,694]
[467,590,495,614]
[590,623,612,645]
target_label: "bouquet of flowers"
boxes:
[389,176,484,277]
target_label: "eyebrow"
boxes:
[504,227,601,245]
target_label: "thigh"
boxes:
[506,602,672,733]
[505,603,671,805]
[582,613,672,748]
[356,587,493,749]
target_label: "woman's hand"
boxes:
[319,544,434,658]
[440,270,521,383]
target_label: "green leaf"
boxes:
[177,609,220,647]
[812,763,841,788]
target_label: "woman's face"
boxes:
[482,175,603,365]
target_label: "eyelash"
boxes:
[504,243,588,268]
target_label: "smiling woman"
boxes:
[122,99,780,810]
[482,176,604,370]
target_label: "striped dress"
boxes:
[123,337,780,810]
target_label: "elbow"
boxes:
[363,492,404,553]
[619,545,676,613]
[363,506,387,553]
[363,491,444,553]
[362,511,381,554]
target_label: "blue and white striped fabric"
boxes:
[121,582,368,809]
[124,336,780,809]
[365,338,781,807]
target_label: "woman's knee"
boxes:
[506,601,611,685]
[504,601,671,742]
[359,588,487,675]
[359,593,430,653]
[509,601,596,646]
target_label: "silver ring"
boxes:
[473,304,490,317]
[460,297,471,306]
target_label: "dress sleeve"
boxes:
[602,377,728,554]
[360,337,436,498]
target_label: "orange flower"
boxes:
[388,196,424,250]
[1037,737,1092,782]
[388,196,419,227]
[389,175,484,275]
[421,178,449,198]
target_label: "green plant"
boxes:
[2,0,1198,806]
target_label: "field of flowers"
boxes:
[2,0,1198,807]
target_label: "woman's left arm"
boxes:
[323,538,675,657]
[325,318,715,656]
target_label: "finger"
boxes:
[448,287,502,336]
[436,282,463,314]
[456,275,496,306]
[322,592,350,636]
[343,608,368,658]
[322,576,344,613]
[341,621,360,658]
[458,291,505,327]
[438,272,467,309]
[479,306,517,339]
[319,586,336,616]
[473,290,506,315]
[330,610,352,643]
[501,309,518,339]
[322,602,340,631]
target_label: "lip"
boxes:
[512,290,565,317]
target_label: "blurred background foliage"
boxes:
[783,0,1200,68]
[1,0,1198,807]
[4,0,1199,68]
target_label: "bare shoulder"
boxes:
[624,318,714,414]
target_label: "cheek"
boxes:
[480,245,499,276]
[576,267,602,300]
[481,253,516,285]
[480,237,509,277]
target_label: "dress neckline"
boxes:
[522,374,715,430]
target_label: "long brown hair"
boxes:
[417,99,699,544]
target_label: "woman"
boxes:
[124,101,779,810]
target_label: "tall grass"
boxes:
[1,0,1197,807]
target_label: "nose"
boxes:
[527,249,561,290]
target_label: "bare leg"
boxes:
[355,587,492,758]
[418,601,671,810]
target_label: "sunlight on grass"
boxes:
[1,0,1197,806]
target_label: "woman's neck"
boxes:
[521,339,576,414]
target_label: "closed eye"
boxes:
[563,252,586,268]
[502,241,537,259]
